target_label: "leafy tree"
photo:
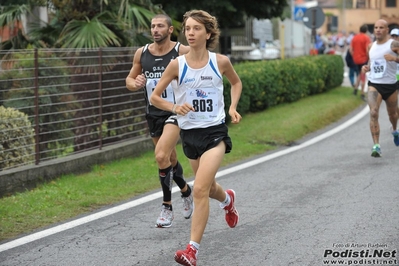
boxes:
[0,0,29,5]
[154,0,288,29]
[0,0,161,50]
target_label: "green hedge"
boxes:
[223,55,344,117]
[0,106,35,170]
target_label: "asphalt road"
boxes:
[1,75,398,266]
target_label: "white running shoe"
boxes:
[181,186,193,219]
[156,205,174,228]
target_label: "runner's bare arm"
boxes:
[217,54,242,124]
[150,60,179,113]
[126,47,146,91]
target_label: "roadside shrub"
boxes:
[0,106,35,170]
[223,54,344,117]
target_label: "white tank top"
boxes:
[368,39,397,84]
[175,51,225,130]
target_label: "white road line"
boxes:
[0,106,369,253]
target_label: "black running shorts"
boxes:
[180,124,232,159]
[146,114,178,138]
[367,81,398,100]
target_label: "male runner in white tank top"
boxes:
[150,9,242,266]
[362,19,399,157]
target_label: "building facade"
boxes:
[318,0,399,34]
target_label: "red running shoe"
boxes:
[224,189,239,228]
[174,244,197,266]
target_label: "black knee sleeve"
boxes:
[159,165,173,202]
[173,161,186,189]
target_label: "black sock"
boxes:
[162,203,172,211]
[181,184,191,198]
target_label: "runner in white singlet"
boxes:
[362,19,399,157]
[150,10,242,266]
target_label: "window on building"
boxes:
[357,0,366,8]
[344,0,354,8]
[386,0,396,7]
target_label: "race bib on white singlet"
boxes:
[371,59,386,79]
[186,88,218,122]
[146,79,174,105]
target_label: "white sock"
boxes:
[189,241,200,258]
[219,192,231,208]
